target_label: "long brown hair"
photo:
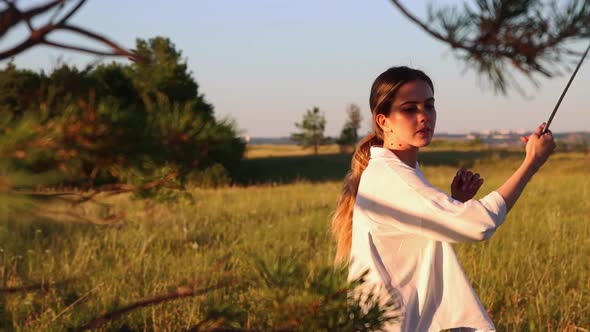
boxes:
[331,66,434,265]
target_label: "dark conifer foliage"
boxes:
[391,0,590,94]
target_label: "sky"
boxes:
[1,0,589,137]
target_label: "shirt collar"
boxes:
[369,146,420,169]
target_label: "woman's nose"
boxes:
[418,108,430,122]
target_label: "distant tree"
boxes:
[572,138,589,153]
[291,106,328,155]
[470,136,484,147]
[555,139,568,151]
[337,103,362,152]
[390,0,590,95]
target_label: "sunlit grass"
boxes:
[245,144,344,159]
[1,150,589,330]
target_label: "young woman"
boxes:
[331,66,556,332]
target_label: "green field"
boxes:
[1,146,589,331]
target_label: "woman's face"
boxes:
[380,79,436,149]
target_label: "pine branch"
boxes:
[74,281,231,331]
[390,0,590,95]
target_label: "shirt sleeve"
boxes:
[356,160,508,243]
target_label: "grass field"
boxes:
[1,145,589,331]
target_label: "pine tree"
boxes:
[337,103,363,152]
[291,107,328,155]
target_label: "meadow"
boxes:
[1,144,589,331]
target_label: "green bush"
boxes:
[186,163,232,188]
[0,36,245,191]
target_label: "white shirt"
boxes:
[348,146,507,332]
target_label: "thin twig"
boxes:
[74,282,231,331]
[42,40,124,57]
[59,24,142,60]
[55,0,85,26]
[51,282,103,322]
[48,0,66,24]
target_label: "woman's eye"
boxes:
[403,107,417,112]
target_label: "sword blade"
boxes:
[542,42,590,134]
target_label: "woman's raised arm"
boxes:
[496,123,556,213]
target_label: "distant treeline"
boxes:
[0,36,244,190]
[249,132,590,151]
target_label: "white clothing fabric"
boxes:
[348,146,507,332]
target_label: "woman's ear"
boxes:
[375,114,390,133]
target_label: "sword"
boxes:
[542,42,590,134]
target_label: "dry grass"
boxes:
[1,149,589,331]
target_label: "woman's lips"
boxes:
[417,128,431,134]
